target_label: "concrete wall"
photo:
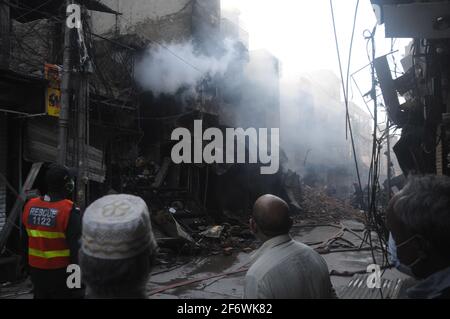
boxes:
[234,49,280,129]
[221,17,249,48]
[348,102,372,168]
[221,8,249,49]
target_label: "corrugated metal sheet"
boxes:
[0,114,7,232]
[340,273,403,299]
[24,118,106,183]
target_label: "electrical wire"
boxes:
[141,36,204,74]
[1,0,204,75]
[12,0,57,22]
[329,0,364,207]
[364,26,391,276]
[330,2,391,291]
[345,0,360,138]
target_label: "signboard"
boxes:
[44,64,62,117]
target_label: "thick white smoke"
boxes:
[135,38,239,96]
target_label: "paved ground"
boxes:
[1,219,412,299]
[145,219,412,299]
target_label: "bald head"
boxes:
[252,194,292,238]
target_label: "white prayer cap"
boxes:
[81,194,157,260]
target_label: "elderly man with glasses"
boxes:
[387,175,450,299]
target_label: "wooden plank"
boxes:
[0,162,43,251]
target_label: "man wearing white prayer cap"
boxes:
[79,194,158,299]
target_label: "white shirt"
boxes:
[244,234,333,299]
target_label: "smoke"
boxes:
[135,38,240,96]
[133,33,373,196]
[279,69,374,196]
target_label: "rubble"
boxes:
[199,225,224,238]
[153,182,366,265]
[299,186,365,223]
[153,212,259,262]
[223,247,233,256]
[194,222,259,255]
[152,209,195,244]
[282,169,302,213]
[148,161,366,266]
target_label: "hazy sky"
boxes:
[221,0,411,111]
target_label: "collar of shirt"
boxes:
[407,266,450,299]
[250,234,292,263]
[43,194,65,202]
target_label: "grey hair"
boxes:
[391,175,450,254]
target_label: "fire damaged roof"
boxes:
[7,0,120,23]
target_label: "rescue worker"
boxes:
[22,163,82,299]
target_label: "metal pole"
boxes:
[76,72,87,210]
[385,120,392,202]
[57,0,74,165]
[76,5,90,210]
[0,1,10,68]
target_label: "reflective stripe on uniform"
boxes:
[26,229,66,239]
[28,248,70,259]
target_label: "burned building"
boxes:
[0,0,287,282]
[371,0,450,178]
[0,0,121,282]
[2,0,449,301]
[281,70,373,199]
[89,0,284,215]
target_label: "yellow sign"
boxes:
[44,64,62,117]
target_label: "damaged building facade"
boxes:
[0,0,449,301]
[0,0,288,281]
[372,0,450,179]
[281,70,374,199]
[89,0,285,216]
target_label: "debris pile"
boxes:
[300,186,364,223]
[152,184,366,264]
[195,222,258,256]
[151,206,258,262]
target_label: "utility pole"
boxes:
[385,120,392,202]
[76,70,88,210]
[57,0,74,165]
[0,1,10,68]
[75,5,91,211]
[57,0,89,209]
